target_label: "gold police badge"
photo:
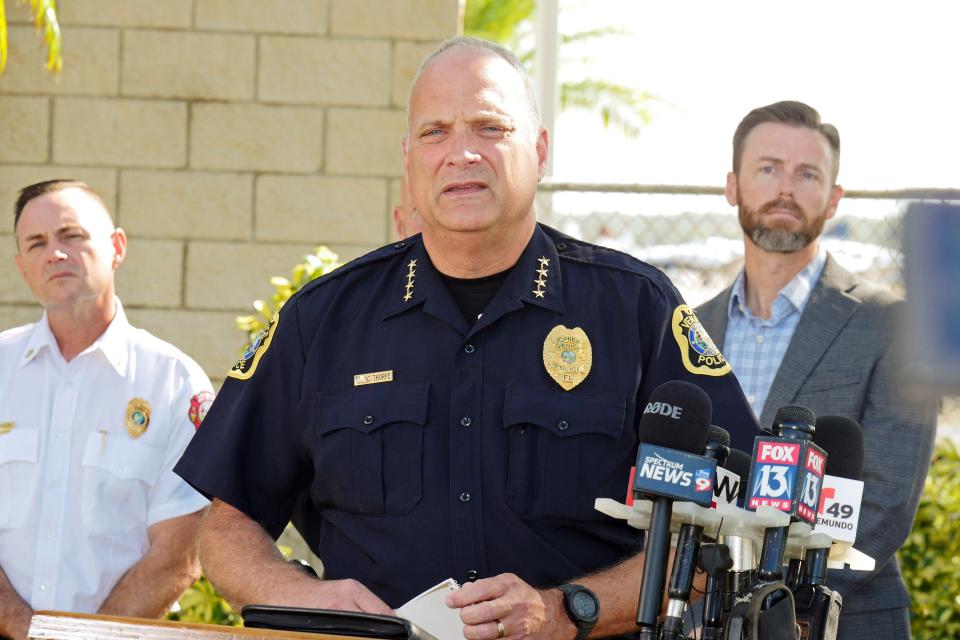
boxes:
[126,398,151,438]
[542,325,592,391]
[671,305,731,376]
[0,422,13,435]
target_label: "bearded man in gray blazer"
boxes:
[696,101,938,639]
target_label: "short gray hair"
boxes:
[406,36,542,134]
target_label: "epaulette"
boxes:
[293,235,419,298]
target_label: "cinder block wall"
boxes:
[0,0,461,385]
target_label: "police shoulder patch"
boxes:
[671,305,731,377]
[228,311,280,380]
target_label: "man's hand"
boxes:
[0,567,32,640]
[446,573,576,640]
[270,577,392,615]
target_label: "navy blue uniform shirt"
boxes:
[175,224,759,607]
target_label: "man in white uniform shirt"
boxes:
[0,180,211,640]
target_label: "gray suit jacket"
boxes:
[697,254,937,638]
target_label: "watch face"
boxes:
[571,591,599,619]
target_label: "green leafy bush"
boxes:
[899,439,960,638]
[166,575,241,626]
[236,246,341,341]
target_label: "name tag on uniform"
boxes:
[354,370,394,386]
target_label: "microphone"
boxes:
[746,405,827,584]
[700,447,748,638]
[632,380,714,639]
[718,449,758,617]
[792,416,864,640]
[661,426,730,640]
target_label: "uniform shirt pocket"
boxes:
[502,383,631,521]
[314,382,430,516]
[0,429,39,528]
[80,433,164,535]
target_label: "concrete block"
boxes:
[0,26,119,96]
[119,170,252,240]
[0,166,118,216]
[195,0,328,34]
[122,31,255,101]
[123,307,243,384]
[325,108,405,177]
[392,41,438,107]
[0,304,43,333]
[185,240,316,310]
[0,96,49,163]
[330,0,460,39]
[115,238,183,308]
[53,98,187,168]
[0,235,33,303]
[58,0,193,28]
[259,36,390,106]
[190,104,323,173]
[255,175,387,244]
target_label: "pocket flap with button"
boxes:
[0,428,39,464]
[81,433,164,484]
[318,381,430,436]
[502,382,628,439]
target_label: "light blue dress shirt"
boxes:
[723,247,827,419]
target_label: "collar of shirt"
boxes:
[727,245,828,325]
[382,224,566,336]
[19,297,131,376]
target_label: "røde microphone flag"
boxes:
[633,380,714,638]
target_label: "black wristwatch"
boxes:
[557,583,600,640]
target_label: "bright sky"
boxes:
[550,0,960,190]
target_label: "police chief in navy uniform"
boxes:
[175,37,759,639]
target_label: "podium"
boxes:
[28,611,371,640]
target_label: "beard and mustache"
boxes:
[738,196,829,253]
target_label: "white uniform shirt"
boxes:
[0,300,211,613]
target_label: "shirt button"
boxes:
[463,344,475,354]
[46,530,56,539]
[363,415,375,425]
[460,416,472,427]
[39,583,48,591]
[557,419,569,431]
[394,241,406,249]
[756,335,765,344]
[459,492,472,503]
[748,395,757,403]
[556,242,567,250]
[465,569,479,582]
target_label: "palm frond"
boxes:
[0,0,62,75]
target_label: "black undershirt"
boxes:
[439,267,513,325]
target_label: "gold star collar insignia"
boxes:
[532,256,550,298]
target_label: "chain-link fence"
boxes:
[536,183,960,436]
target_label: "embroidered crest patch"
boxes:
[188,390,215,429]
[229,311,280,380]
[671,305,731,376]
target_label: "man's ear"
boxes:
[725,171,739,207]
[536,128,549,181]
[825,184,844,221]
[111,227,128,269]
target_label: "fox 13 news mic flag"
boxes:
[792,416,865,640]
[661,426,731,640]
[631,380,715,640]
[746,405,827,584]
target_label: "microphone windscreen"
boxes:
[707,425,731,447]
[814,416,865,480]
[725,449,752,503]
[638,380,712,453]
[772,404,816,431]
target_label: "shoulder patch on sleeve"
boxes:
[671,304,732,376]
[188,390,215,429]
[228,311,280,380]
